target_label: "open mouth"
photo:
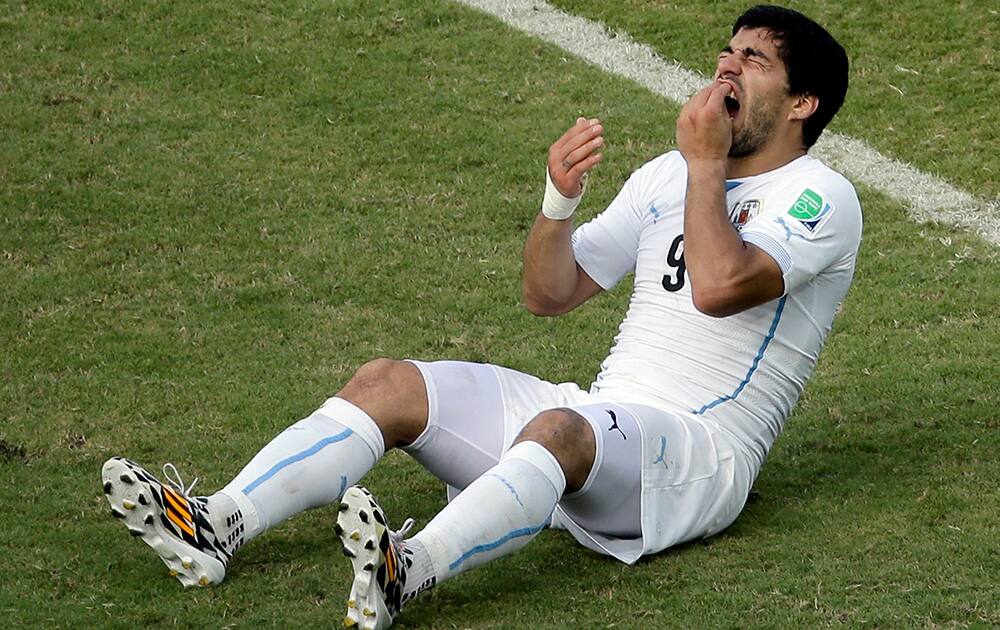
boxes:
[724,95,740,119]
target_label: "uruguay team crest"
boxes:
[729,199,761,231]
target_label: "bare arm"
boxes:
[522,214,603,316]
[676,83,784,316]
[522,118,606,316]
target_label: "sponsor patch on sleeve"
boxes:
[787,187,835,234]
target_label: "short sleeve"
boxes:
[740,178,862,294]
[571,163,653,290]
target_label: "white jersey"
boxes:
[572,151,862,466]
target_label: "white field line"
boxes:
[455,0,1000,245]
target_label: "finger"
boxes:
[563,132,605,167]
[557,123,604,163]
[682,83,718,116]
[704,82,731,113]
[553,117,591,149]
[554,117,601,152]
[569,150,604,177]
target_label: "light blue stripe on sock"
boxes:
[242,428,354,495]
[484,473,524,507]
[448,520,549,571]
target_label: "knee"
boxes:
[513,409,595,493]
[344,358,407,396]
[338,358,428,448]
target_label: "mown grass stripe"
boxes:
[455,0,1000,245]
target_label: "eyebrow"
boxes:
[721,45,772,63]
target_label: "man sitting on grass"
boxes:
[102,5,860,628]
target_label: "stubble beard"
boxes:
[728,98,780,158]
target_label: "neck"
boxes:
[726,144,807,179]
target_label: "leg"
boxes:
[215,358,427,541]
[102,358,430,587]
[336,409,595,629]
[409,409,594,586]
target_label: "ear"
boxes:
[788,93,819,122]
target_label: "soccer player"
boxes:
[101,5,860,629]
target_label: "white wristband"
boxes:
[541,167,586,220]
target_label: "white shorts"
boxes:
[402,360,754,564]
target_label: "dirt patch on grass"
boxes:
[0,437,28,463]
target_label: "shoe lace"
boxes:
[389,517,415,549]
[162,462,200,497]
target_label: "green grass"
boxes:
[1,0,997,627]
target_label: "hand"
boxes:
[548,117,605,198]
[676,82,733,165]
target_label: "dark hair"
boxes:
[733,5,848,148]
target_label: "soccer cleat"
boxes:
[337,486,414,630]
[101,457,230,587]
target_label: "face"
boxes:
[714,28,793,157]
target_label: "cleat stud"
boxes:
[350,530,361,541]
[122,500,136,510]
[364,539,375,550]
[111,508,125,519]
[342,546,355,558]
[359,510,369,523]
[363,608,375,617]
[169,569,179,576]
[120,474,134,484]
[347,599,356,609]
[334,523,344,536]
[103,481,113,495]
[363,562,374,571]
[138,493,148,505]
[198,576,209,586]
[181,559,193,569]
[343,618,357,628]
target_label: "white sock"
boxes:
[204,492,246,556]
[399,539,436,605]
[407,441,566,587]
[212,398,385,548]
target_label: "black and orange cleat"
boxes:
[336,486,414,629]
[101,457,229,587]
